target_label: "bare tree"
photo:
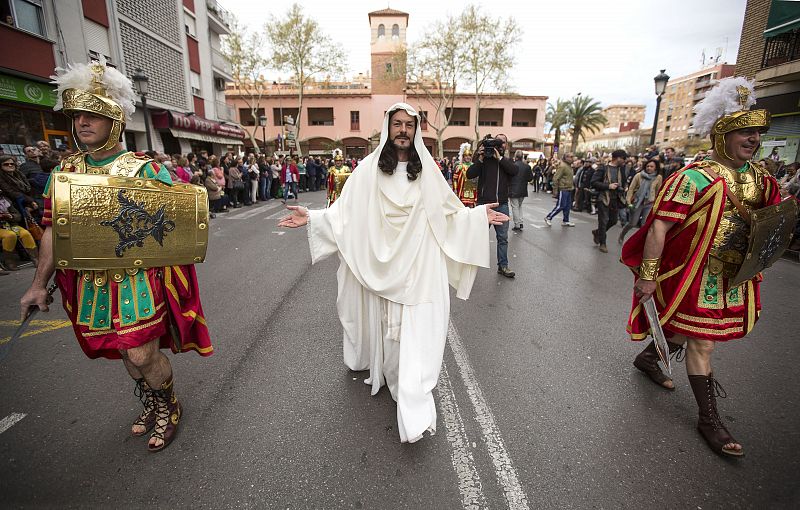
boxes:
[221,17,268,152]
[265,3,347,157]
[404,17,465,157]
[458,4,522,144]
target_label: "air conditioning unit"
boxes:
[191,87,201,95]
[214,77,226,91]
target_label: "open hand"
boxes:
[485,203,509,225]
[277,205,309,228]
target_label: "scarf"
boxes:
[634,171,656,207]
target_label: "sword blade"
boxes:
[643,298,671,375]
[0,309,38,362]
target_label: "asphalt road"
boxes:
[0,186,798,509]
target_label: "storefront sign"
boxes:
[0,74,57,107]
[152,110,246,139]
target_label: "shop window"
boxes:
[2,0,46,37]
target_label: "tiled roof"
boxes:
[368,7,409,17]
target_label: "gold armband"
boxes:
[638,258,660,281]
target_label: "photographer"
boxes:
[466,134,518,278]
[590,149,628,253]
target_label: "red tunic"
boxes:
[621,162,780,342]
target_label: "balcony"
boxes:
[762,29,799,68]
[211,48,232,79]
[216,101,235,122]
[206,0,232,35]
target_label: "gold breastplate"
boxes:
[332,168,351,195]
[710,162,764,275]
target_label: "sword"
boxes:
[642,297,671,375]
[0,283,57,362]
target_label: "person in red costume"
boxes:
[621,77,784,458]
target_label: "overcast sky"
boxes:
[220,0,748,126]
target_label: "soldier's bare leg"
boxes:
[121,339,172,445]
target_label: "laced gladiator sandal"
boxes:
[688,373,743,457]
[148,375,181,453]
[633,340,685,390]
[131,378,157,437]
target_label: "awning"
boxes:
[169,128,243,145]
[764,0,800,38]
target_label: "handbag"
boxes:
[25,212,44,241]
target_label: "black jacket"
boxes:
[509,160,533,198]
[466,156,518,204]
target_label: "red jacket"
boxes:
[279,163,300,184]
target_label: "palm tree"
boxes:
[568,94,607,153]
[546,99,570,153]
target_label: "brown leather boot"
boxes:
[131,378,157,437]
[148,375,181,452]
[688,373,743,457]
[633,340,684,390]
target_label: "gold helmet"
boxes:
[693,77,770,161]
[51,58,137,154]
[332,148,344,162]
[459,142,473,162]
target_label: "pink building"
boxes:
[226,8,546,159]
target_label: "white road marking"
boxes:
[0,413,26,435]
[271,231,286,236]
[436,362,487,510]
[447,321,530,510]
[224,203,283,220]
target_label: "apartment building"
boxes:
[0,0,243,159]
[736,0,800,162]
[653,64,736,150]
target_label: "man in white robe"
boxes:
[279,103,509,443]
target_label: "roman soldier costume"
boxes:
[452,143,477,207]
[326,148,351,207]
[41,59,213,451]
[621,77,797,456]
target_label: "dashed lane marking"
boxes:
[436,362,487,509]
[0,320,71,345]
[447,321,530,510]
[0,413,26,435]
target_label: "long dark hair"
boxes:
[378,111,423,181]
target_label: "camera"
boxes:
[481,135,504,158]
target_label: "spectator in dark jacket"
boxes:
[509,150,534,231]
[466,134,518,278]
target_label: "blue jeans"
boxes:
[283,181,298,200]
[492,203,510,267]
[258,176,270,200]
[546,190,572,222]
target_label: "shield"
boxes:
[729,199,798,287]
[51,173,209,269]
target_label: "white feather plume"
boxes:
[332,148,343,159]
[692,77,756,137]
[458,142,471,162]
[51,57,137,122]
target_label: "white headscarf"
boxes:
[321,102,489,305]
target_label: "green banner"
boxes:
[0,74,57,107]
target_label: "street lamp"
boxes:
[132,68,153,150]
[273,80,284,151]
[650,69,670,146]
[259,114,267,154]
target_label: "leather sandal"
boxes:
[148,375,182,452]
[633,340,684,390]
[689,373,744,457]
[131,378,156,437]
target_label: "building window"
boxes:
[190,71,201,96]
[308,107,334,126]
[419,111,428,131]
[350,111,359,131]
[511,108,537,127]
[392,24,399,39]
[478,108,503,127]
[385,62,392,74]
[238,108,265,126]
[4,0,46,37]
[377,24,385,38]
[184,13,197,38]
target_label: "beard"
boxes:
[391,136,411,151]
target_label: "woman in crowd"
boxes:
[0,187,38,270]
[227,158,244,208]
[618,158,662,244]
[281,156,299,203]
[0,155,39,222]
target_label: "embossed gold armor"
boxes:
[51,173,209,269]
[327,165,352,206]
[708,161,764,277]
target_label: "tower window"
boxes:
[377,24,385,38]
[386,63,392,73]
[392,24,399,38]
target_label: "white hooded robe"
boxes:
[306,103,491,443]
